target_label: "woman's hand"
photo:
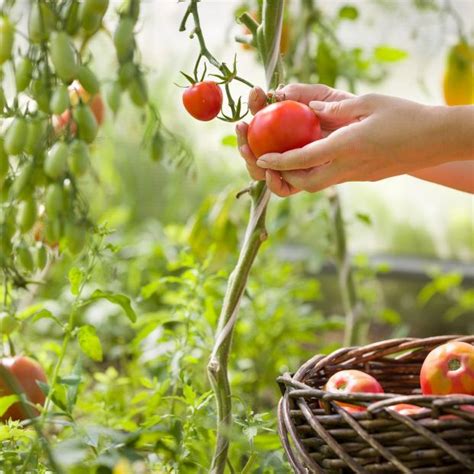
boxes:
[236,84,474,196]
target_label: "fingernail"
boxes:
[256,159,268,168]
[310,101,325,111]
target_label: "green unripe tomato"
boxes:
[44,142,69,179]
[73,103,98,143]
[45,183,64,218]
[77,65,100,95]
[17,245,35,273]
[15,57,33,92]
[0,86,6,111]
[31,76,51,113]
[79,8,102,35]
[50,32,78,83]
[11,162,35,199]
[150,132,164,162]
[50,84,70,115]
[65,1,81,36]
[68,140,90,177]
[0,312,19,335]
[114,17,135,63]
[29,3,55,43]
[17,198,37,233]
[45,218,62,244]
[128,74,148,107]
[25,118,46,155]
[4,117,28,155]
[0,177,12,202]
[65,221,87,255]
[0,16,14,65]
[106,81,121,115]
[119,0,140,23]
[36,244,48,269]
[0,138,9,182]
[118,62,135,88]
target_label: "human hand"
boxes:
[237,84,471,196]
[236,84,354,195]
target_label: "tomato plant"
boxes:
[420,341,474,396]
[247,100,322,157]
[182,81,223,121]
[324,370,384,413]
[0,356,47,422]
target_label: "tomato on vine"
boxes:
[15,57,33,92]
[50,31,78,83]
[0,16,14,65]
[247,100,322,157]
[4,117,28,156]
[182,81,223,121]
[44,142,69,179]
[0,356,47,422]
[28,2,55,43]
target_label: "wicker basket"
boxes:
[277,335,474,473]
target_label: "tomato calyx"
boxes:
[447,358,461,372]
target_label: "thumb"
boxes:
[309,97,370,129]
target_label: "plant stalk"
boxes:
[207,2,285,471]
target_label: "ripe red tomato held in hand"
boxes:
[324,369,384,413]
[182,81,223,121]
[420,341,474,396]
[247,100,322,158]
[0,356,47,421]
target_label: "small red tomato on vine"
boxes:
[420,341,474,396]
[0,356,47,422]
[324,369,384,413]
[182,81,223,121]
[247,100,322,158]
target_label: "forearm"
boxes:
[428,105,474,163]
[410,161,474,194]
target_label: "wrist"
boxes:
[427,105,474,163]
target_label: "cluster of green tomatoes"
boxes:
[0,0,145,287]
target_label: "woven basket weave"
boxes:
[277,335,474,473]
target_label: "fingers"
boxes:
[265,170,299,197]
[275,83,355,105]
[256,127,353,171]
[236,122,265,180]
[282,162,343,193]
[248,87,268,115]
[309,96,371,130]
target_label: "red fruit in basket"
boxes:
[420,341,474,396]
[325,369,384,413]
[389,403,427,416]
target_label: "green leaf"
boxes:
[87,290,137,323]
[379,308,401,325]
[355,212,372,226]
[68,267,84,296]
[339,5,358,20]
[77,325,103,362]
[374,46,408,63]
[221,135,238,147]
[0,395,18,416]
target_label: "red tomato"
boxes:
[324,369,384,413]
[420,341,474,396]
[0,356,47,421]
[54,81,105,135]
[389,403,427,416]
[247,100,321,158]
[182,81,223,121]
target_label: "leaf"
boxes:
[68,267,84,296]
[0,395,18,416]
[374,46,408,63]
[379,308,401,325]
[32,309,63,327]
[77,325,103,362]
[339,5,358,20]
[355,212,372,226]
[87,290,137,323]
[221,135,237,147]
